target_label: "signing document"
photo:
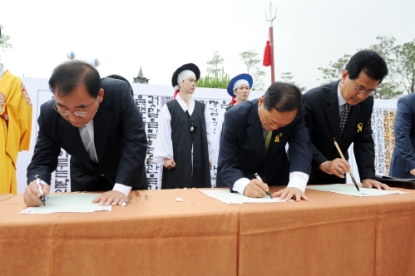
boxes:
[199,189,290,204]
[307,184,405,197]
[20,193,112,214]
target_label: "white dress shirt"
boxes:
[78,120,131,196]
[337,83,347,114]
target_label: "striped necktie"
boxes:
[339,103,351,135]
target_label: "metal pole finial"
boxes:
[265,2,278,27]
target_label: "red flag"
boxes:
[263,40,271,67]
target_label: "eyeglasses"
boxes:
[55,98,98,117]
[351,80,376,96]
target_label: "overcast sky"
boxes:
[1,0,414,92]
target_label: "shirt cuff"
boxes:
[232,178,251,195]
[287,172,309,192]
[113,183,132,196]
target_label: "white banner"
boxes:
[15,78,399,193]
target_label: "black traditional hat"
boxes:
[171,63,200,87]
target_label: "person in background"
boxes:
[0,62,32,194]
[390,93,415,178]
[153,63,214,189]
[213,73,252,186]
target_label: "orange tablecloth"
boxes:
[231,186,415,276]
[0,189,238,276]
[1,187,415,276]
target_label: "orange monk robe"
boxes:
[0,71,32,194]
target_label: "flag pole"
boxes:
[265,2,277,84]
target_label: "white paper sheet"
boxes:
[199,189,288,204]
[307,184,406,197]
[20,193,112,214]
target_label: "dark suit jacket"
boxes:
[27,78,148,191]
[303,81,375,184]
[390,94,415,178]
[216,99,312,189]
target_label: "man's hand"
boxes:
[410,169,415,176]
[319,158,350,178]
[361,179,390,190]
[24,181,51,207]
[92,190,128,206]
[272,187,309,202]
[243,179,270,198]
[164,158,176,169]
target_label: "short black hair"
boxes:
[106,74,134,97]
[263,82,303,114]
[346,50,388,84]
[49,60,102,98]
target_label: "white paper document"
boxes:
[199,189,288,204]
[307,184,406,197]
[20,193,112,214]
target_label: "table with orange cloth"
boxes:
[1,187,415,276]
[232,186,415,276]
[0,189,238,276]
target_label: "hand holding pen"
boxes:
[242,173,273,199]
[35,175,46,206]
[23,175,50,207]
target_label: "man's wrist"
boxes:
[319,161,331,171]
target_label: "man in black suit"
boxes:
[390,94,415,178]
[24,61,147,206]
[217,82,312,201]
[303,50,389,189]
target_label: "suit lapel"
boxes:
[246,100,267,161]
[326,81,341,142]
[93,107,112,163]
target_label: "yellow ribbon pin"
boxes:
[275,133,283,143]
[357,123,363,133]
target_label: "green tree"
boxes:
[197,68,230,89]
[366,36,403,99]
[206,50,224,78]
[394,39,415,94]
[317,54,351,85]
[281,71,307,92]
[281,72,293,83]
[0,25,12,59]
[239,49,265,91]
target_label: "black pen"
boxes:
[254,173,273,199]
[35,175,46,206]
